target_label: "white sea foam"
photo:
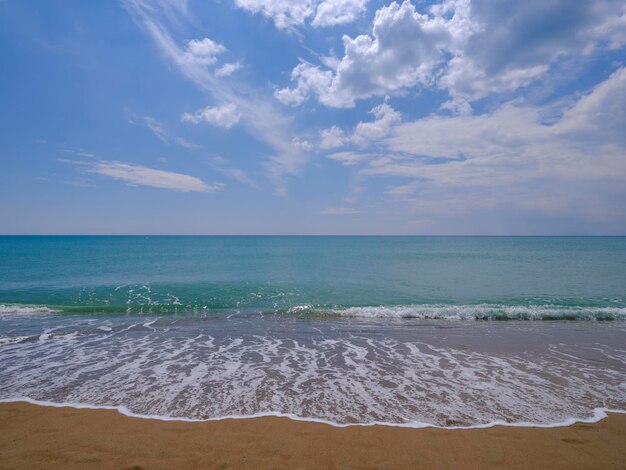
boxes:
[0,397,623,430]
[0,336,32,346]
[1,317,624,428]
[0,304,60,316]
[322,304,626,320]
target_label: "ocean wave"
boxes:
[0,335,33,346]
[2,302,625,321]
[291,304,626,321]
[0,303,202,316]
[0,304,60,316]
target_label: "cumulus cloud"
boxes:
[319,125,346,149]
[66,160,222,192]
[319,101,401,148]
[233,0,367,29]
[274,62,333,106]
[234,0,315,29]
[182,103,241,128]
[351,102,401,145]
[276,0,626,108]
[311,0,368,27]
[184,38,226,65]
[440,0,626,103]
[276,0,472,107]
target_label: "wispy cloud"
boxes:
[123,0,308,195]
[63,148,97,158]
[320,206,363,215]
[326,151,370,166]
[63,159,222,192]
[321,67,626,228]
[141,116,169,142]
[126,111,202,149]
[381,67,626,187]
[210,156,257,188]
[173,137,203,150]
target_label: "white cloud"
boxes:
[385,68,626,172]
[173,137,203,149]
[326,151,369,165]
[277,0,626,108]
[234,0,315,30]
[438,0,626,103]
[319,101,401,148]
[233,0,367,29]
[555,67,626,145]
[126,113,168,142]
[276,0,472,107]
[312,68,626,231]
[332,68,626,219]
[320,206,363,214]
[352,102,401,145]
[125,0,307,196]
[319,125,346,149]
[588,3,626,51]
[140,116,169,142]
[126,112,202,148]
[292,137,312,151]
[182,103,241,129]
[312,0,368,27]
[215,61,242,77]
[185,38,226,65]
[67,160,222,192]
[274,62,333,106]
[63,148,97,158]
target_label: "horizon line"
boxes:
[1,234,625,237]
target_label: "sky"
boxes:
[0,0,625,235]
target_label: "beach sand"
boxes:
[0,402,624,469]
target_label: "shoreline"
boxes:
[1,397,624,430]
[1,402,625,469]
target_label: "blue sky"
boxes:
[1,0,625,235]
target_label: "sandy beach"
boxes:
[0,402,624,469]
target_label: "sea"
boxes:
[1,236,625,428]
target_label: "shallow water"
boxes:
[1,236,625,426]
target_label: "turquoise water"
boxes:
[1,236,625,426]
[1,236,625,318]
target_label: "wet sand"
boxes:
[0,402,624,469]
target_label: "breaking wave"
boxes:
[289,304,626,321]
[0,304,60,316]
[2,302,626,321]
